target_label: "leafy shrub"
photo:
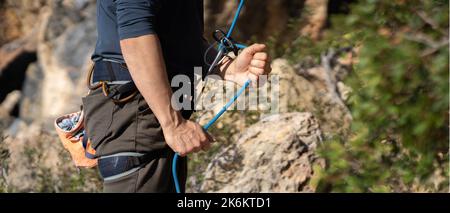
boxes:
[311,0,449,192]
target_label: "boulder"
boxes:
[200,112,323,192]
[271,57,352,137]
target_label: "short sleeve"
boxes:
[115,0,160,40]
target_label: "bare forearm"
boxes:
[120,34,182,129]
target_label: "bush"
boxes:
[311,0,449,192]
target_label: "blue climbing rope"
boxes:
[226,0,245,39]
[203,80,251,130]
[172,153,181,193]
[172,0,248,193]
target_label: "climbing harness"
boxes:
[172,0,251,193]
[86,61,138,104]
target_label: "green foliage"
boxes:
[310,0,449,192]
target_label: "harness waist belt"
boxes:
[93,60,132,83]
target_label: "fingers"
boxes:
[248,58,267,87]
[176,127,199,156]
[253,52,272,73]
[250,59,266,69]
[175,122,213,156]
[191,135,202,153]
[242,43,266,56]
[177,135,189,157]
[185,132,197,153]
[249,66,265,76]
[248,46,271,82]
[253,52,268,61]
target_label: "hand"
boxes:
[162,119,213,157]
[222,43,272,87]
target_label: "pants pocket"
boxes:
[135,95,166,151]
[82,88,114,150]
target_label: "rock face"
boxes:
[262,57,352,137]
[36,0,96,123]
[0,0,47,46]
[200,112,323,192]
[0,0,96,126]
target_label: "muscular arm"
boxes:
[120,35,211,156]
[120,35,180,129]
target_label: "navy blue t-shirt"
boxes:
[92,0,210,81]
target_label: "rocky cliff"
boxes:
[0,0,352,192]
[200,112,323,192]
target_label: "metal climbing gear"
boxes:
[87,61,138,104]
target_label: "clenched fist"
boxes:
[163,119,213,157]
[222,43,272,87]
